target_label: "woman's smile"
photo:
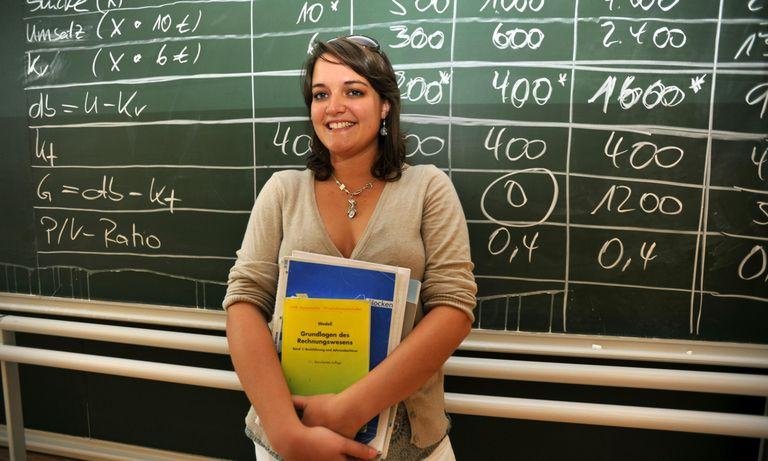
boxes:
[326,120,356,131]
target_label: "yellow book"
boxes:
[280,297,370,396]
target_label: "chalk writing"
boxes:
[11,0,767,340]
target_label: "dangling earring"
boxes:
[380,119,388,136]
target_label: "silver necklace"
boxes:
[331,174,373,219]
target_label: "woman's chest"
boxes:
[314,180,383,258]
[279,181,426,278]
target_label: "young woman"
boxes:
[224,36,476,461]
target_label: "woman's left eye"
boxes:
[348,89,363,97]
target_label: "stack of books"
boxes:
[272,251,420,458]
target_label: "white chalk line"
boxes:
[31,164,304,170]
[587,16,746,24]
[569,171,708,189]
[33,164,254,169]
[694,0,725,336]
[37,250,235,260]
[23,60,768,91]
[718,232,768,243]
[728,185,768,195]
[249,0,256,202]
[450,167,734,190]
[709,292,768,303]
[23,0,250,20]
[467,219,765,240]
[22,13,767,45]
[34,205,250,214]
[28,116,308,128]
[26,116,768,142]
[26,72,274,91]
[446,0,457,180]
[474,275,768,304]
[477,289,564,302]
[562,0,579,333]
[1,262,227,287]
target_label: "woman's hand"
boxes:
[276,423,378,461]
[292,394,362,439]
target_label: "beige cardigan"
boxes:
[223,164,477,449]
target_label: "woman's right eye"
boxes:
[313,92,327,101]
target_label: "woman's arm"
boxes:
[295,304,471,436]
[226,302,299,451]
[227,301,379,460]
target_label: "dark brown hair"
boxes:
[301,37,406,181]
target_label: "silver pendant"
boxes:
[347,198,357,219]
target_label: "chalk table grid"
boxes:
[9,0,768,343]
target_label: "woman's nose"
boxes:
[325,95,345,114]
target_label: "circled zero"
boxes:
[480,168,559,228]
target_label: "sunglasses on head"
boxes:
[327,34,381,52]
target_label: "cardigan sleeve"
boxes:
[221,174,285,321]
[419,167,477,322]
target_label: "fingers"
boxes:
[280,425,377,461]
[341,439,379,461]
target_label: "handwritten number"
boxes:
[601,21,620,48]
[390,0,407,15]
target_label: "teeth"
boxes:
[329,121,354,130]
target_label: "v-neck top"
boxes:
[309,166,391,260]
[224,164,477,449]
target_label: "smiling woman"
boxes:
[301,37,406,183]
[223,36,477,461]
[309,57,389,166]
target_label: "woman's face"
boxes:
[310,54,390,162]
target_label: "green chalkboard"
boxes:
[2,0,767,344]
